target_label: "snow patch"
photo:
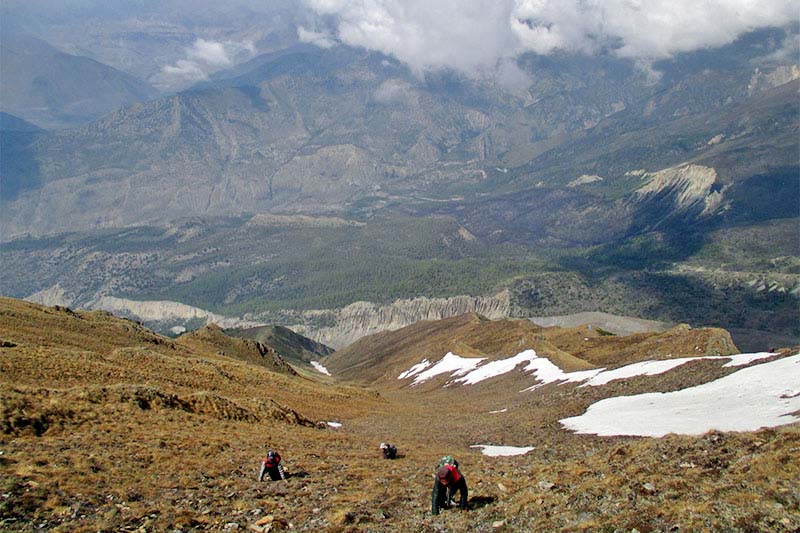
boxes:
[581,358,701,387]
[398,359,431,380]
[560,354,800,437]
[311,361,331,376]
[327,421,342,428]
[400,349,779,391]
[402,352,485,385]
[455,349,539,385]
[521,358,602,391]
[489,408,508,414]
[722,352,775,367]
[471,445,535,457]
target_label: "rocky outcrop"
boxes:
[25,283,74,307]
[633,164,725,216]
[283,291,513,349]
[86,296,264,330]
[37,292,512,349]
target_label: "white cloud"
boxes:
[162,59,209,83]
[298,26,336,48]
[372,78,415,104]
[187,38,233,67]
[157,38,257,88]
[303,0,798,76]
[305,0,521,76]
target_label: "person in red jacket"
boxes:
[431,462,468,514]
[259,450,286,481]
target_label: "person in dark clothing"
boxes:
[431,462,468,515]
[380,442,398,459]
[259,450,286,481]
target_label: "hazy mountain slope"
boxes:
[0,0,306,86]
[0,42,657,237]
[0,112,43,133]
[0,34,158,129]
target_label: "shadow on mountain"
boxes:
[723,166,800,226]
[0,128,43,202]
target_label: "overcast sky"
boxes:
[302,0,799,76]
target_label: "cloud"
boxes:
[162,59,209,83]
[187,38,234,67]
[372,78,415,104]
[157,38,256,88]
[303,0,798,76]
[305,0,520,76]
[298,26,336,48]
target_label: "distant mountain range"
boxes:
[0,34,159,129]
[0,28,797,350]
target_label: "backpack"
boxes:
[265,451,281,468]
[437,455,458,469]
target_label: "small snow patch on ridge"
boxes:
[311,361,331,376]
[400,353,485,385]
[471,445,535,457]
[327,421,342,428]
[398,359,431,380]
[455,349,539,385]
[400,350,778,390]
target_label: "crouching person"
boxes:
[380,442,398,459]
[259,450,286,481]
[431,460,467,515]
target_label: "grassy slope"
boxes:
[1,299,798,532]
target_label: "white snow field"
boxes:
[311,361,332,376]
[398,349,778,389]
[560,354,800,437]
[399,352,485,385]
[470,445,535,456]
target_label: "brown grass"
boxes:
[1,298,798,531]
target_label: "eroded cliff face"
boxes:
[633,164,725,216]
[283,291,513,349]
[24,290,513,349]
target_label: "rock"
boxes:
[255,516,274,526]
[288,291,512,348]
[538,481,555,491]
[497,483,508,493]
[642,482,656,494]
[492,519,506,528]
[223,523,240,530]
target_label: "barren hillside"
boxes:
[1,299,797,532]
